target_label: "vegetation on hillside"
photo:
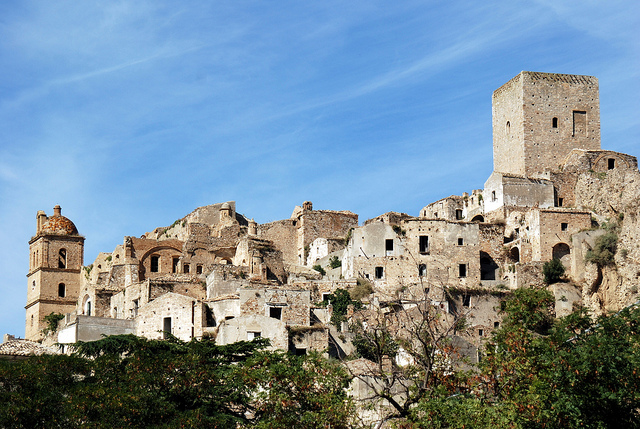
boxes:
[1,288,639,428]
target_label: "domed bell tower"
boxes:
[26,205,84,340]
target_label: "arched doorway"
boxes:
[510,247,520,263]
[552,243,571,267]
[471,215,485,223]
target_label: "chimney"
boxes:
[53,205,61,217]
[36,210,46,233]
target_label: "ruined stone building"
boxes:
[24,72,640,365]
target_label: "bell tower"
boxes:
[26,205,84,340]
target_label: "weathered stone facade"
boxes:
[24,72,639,372]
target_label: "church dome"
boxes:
[40,205,79,235]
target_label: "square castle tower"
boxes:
[492,71,601,177]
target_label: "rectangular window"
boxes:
[247,331,261,340]
[455,209,463,220]
[150,256,159,273]
[608,158,615,170]
[172,257,180,273]
[163,317,172,339]
[375,266,384,279]
[196,264,203,274]
[385,239,394,251]
[463,295,471,307]
[478,329,484,337]
[183,263,190,273]
[458,264,467,278]
[419,236,429,254]
[269,306,282,320]
[558,197,564,207]
[457,238,464,246]
[561,222,568,231]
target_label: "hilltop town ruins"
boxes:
[21,72,640,368]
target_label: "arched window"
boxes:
[510,247,520,263]
[58,248,67,269]
[506,121,511,134]
[83,296,92,316]
[418,264,427,277]
[58,283,66,298]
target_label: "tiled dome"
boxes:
[40,205,78,235]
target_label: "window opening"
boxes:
[133,299,139,317]
[561,222,568,231]
[458,238,464,246]
[455,209,463,220]
[494,321,500,328]
[491,191,496,202]
[163,317,172,339]
[375,266,384,279]
[552,117,558,128]
[247,331,261,340]
[269,306,282,320]
[458,264,467,278]
[32,281,35,291]
[558,197,564,207]
[196,264,203,274]
[419,236,429,254]
[463,295,471,307]
[150,256,159,273]
[418,264,427,277]
[183,263,190,274]
[172,257,180,273]
[479,329,484,337]
[608,158,615,170]
[385,239,394,252]
[58,283,65,298]
[58,249,67,269]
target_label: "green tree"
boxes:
[543,258,565,283]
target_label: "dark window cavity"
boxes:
[150,256,159,273]
[458,264,467,278]
[269,306,282,320]
[58,283,66,298]
[375,266,384,279]
[419,236,429,254]
[58,249,67,269]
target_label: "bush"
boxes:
[543,258,565,284]
[329,256,341,269]
[585,232,618,267]
[351,278,373,300]
[312,265,326,276]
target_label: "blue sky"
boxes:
[0,1,638,337]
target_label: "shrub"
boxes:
[329,256,341,269]
[585,232,618,267]
[351,278,373,300]
[543,258,565,284]
[312,265,326,276]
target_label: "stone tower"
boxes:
[25,205,84,340]
[492,71,601,177]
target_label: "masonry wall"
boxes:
[493,72,601,177]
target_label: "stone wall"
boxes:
[493,72,600,177]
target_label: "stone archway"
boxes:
[510,247,520,263]
[552,242,571,268]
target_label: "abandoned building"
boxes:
[24,72,640,370]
